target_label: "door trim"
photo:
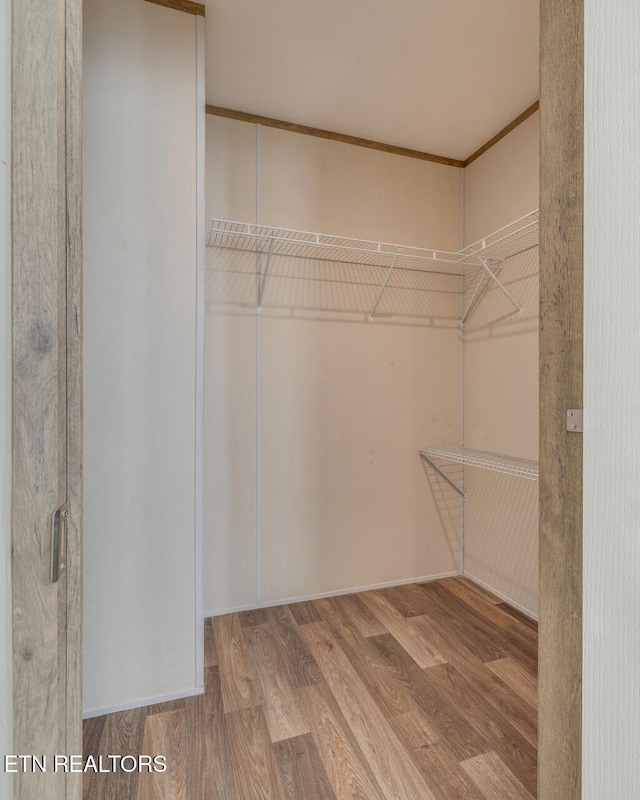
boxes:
[539,1,584,797]
[11,0,82,797]
[64,0,83,784]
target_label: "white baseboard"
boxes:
[82,685,204,720]
[204,570,461,618]
[463,571,538,621]
[204,601,259,617]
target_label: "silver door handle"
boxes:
[51,503,68,583]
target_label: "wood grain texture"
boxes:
[204,616,217,667]
[238,607,269,627]
[415,582,521,666]
[265,604,323,687]
[193,667,237,800]
[243,622,309,742]
[360,590,447,668]
[12,1,82,796]
[411,616,537,747]
[272,734,337,800]
[65,0,84,790]
[495,603,538,632]
[461,751,535,800]
[302,621,437,800]
[85,581,537,799]
[138,710,186,800]
[143,0,205,16]
[226,705,287,800]
[205,105,466,167]
[82,715,105,763]
[411,612,483,668]
[367,632,489,762]
[313,596,432,723]
[486,658,537,710]
[439,579,519,627]
[539,0,583,798]
[288,600,322,626]
[390,718,487,800]
[83,707,147,800]
[182,692,205,800]
[313,599,485,800]
[144,699,186,717]
[11,0,78,796]
[441,576,503,607]
[325,592,387,638]
[426,662,537,796]
[495,624,538,677]
[214,613,260,712]
[463,102,540,166]
[379,582,439,618]
[297,681,387,800]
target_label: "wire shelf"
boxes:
[208,219,466,275]
[419,446,539,481]
[207,212,539,320]
[459,210,540,265]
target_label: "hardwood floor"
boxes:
[83,577,537,799]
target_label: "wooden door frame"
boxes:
[539,1,583,798]
[64,0,83,784]
[9,1,583,798]
[11,0,82,798]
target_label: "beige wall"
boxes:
[205,116,463,613]
[464,112,539,243]
[260,127,461,247]
[204,118,258,612]
[261,317,461,602]
[205,112,539,616]
[462,112,539,616]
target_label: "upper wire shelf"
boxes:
[459,210,540,265]
[207,219,465,274]
[207,210,539,322]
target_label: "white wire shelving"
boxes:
[459,211,540,265]
[207,210,539,323]
[458,210,539,325]
[419,446,539,499]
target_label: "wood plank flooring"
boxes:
[83,577,537,799]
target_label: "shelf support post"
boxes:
[461,256,523,325]
[419,452,466,499]
[257,232,276,309]
[368,248,401,323]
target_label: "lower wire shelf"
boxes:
[419,446,539,499]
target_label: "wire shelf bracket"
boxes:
[368,248,401,323]
[419,450,466,499]
[460,256,522,328]
[458,210,539,327]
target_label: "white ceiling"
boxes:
[202,0,539,161]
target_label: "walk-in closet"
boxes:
[81,0,541,797]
